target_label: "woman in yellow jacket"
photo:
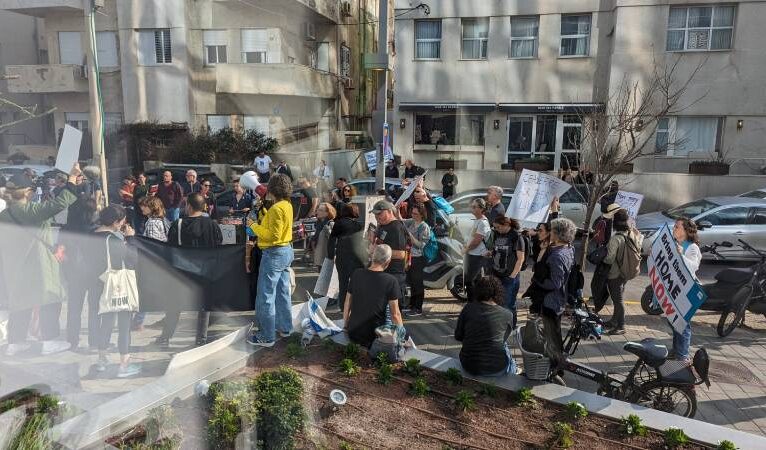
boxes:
[247,174,294,346]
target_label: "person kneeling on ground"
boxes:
[454,275,518,377]
[343,244,404,349]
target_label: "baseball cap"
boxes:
[370,199,394,214]
[6,174,35,190]
[602,203,622,220]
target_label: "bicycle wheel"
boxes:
[641,287,662,315]
[631,381,697,418]
[717,284,753,337]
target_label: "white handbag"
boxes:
[98,234,139,314]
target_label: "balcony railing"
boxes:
[0,0,82,17]
[213,0,339,23]
[4,65,88,94]
[215,63,338,98]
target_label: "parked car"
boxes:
[144,168,226,194]
[636,196,766,260]
[347,177,404,198]
[739,188,766,200]
[0,164,60,180]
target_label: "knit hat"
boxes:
[602,203,621,220]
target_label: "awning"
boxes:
[398,102,496,113]
[498,103,603,114]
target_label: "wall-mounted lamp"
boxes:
[737,119,744,131]
[493,120,501,130]
[399,118,406,129]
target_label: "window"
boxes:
[560,14,591,57]
[241,29,268,63]
[207,115,230,133]
[203,30,227,65]
[59,31,83,65]
[104,113,123,135]
[65,112,89,131]
[138,29,171,65]
[316,42,330,71]
[96,32,119,68]
[655,117,670,153]
[415,20,441,59]
[654,116,723,155]
[461,18,489,59]
[750,208,766,225]
[667,5,735,51]
[414,114,485,146]
[740,190,766,200]
[340,44,351,78]
[562,116,582,151]
[702,207,749,226]
[510,17,538,58]
[244,115,270,136]
[667,199,720,218]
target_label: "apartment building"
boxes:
[0,0,381,162]
[393,0,766,176]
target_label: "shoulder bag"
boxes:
[98,234,139,314]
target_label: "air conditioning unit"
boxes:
[343,78,355,90]
[303,23,316,41]
[341,1,352,17]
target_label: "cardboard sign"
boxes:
[219,224,237,245]
[506,169,571,228]
[313,258,339,299]
[55,124,83,172]
[648,225,707,333]
[616,190,644,220]
[394,173,427,207]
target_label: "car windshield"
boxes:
[665,199,720,219]
[740,190,766,199]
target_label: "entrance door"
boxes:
[507,116,533,167]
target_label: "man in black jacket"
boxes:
[159,193,223,346]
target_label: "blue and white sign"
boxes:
[648,225,707,333]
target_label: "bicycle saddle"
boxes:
[623,338,668,368]
[714,267,753,285]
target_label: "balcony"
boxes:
[215,64,337,98]
[0,0,82,17]
[4,65,88,94]
[214,0,338,23]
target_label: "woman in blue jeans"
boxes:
[247,174,294,347]
[670,218,702,362]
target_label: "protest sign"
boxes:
[394,173,427,207]
[616,190,644,220]
[55,125,83,172]
[648,225,707,333]
[506,169,571,228]
[219,224,237,245]
[363,195,385,238]
[363,146,394,171]
[313,258,339,299]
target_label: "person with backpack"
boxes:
[486,216,528,328]
[602,208,643,335]
[402,204,432,316]
[588,203,620,313]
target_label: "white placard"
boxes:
[313,258,339,298]
[55,124,83,173]
[506,169,571,228]
[394,173,427,207]
[219,224,237,245]
[364,147,394,171]
[615,190,644,220]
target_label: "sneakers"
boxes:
[154,337,170,349]
[278,331,292,338]
[41,340,71,355]
[4,342,31,356]
[247,335,275,347]
[95,354,109,372]
[405,309,423,317]
[607,327,626,336]
[117,363,141,378]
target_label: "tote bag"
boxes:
[98,234,139,314]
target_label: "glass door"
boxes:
[534,115,557,168]
[507,116,533,166]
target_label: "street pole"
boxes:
[83,0,109,206]
[375,0,389,191]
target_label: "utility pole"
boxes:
[83,0,109,206]
[375,0,389,191]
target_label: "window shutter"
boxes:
[59,31,83,65]
[241,29,268,53]
[96,31,119,67]
[138,30,156,65]
[203,30,227,46]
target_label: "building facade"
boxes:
[393,0,766,176]
[1,0,381,163]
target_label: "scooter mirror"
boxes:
[697,220,713,230]
[720,241,734,248]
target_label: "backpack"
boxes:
[423,229,439,263]
[487,230,532,275]
[431,196,454,215]
[566,263,585,307]
[616,231,644,281]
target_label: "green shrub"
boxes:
[35,395,59,414]
[344,343,361,362]
[565,401,588,420]
[443,368,464,386]
[664,427,689,448]
[143,405,181,449]
[454,390,475,411]
[339,358,360,377]
[409,377,430,397]
[207,381,258,449]
[377,363,393,385]
[514,387,535,407]
[403,358,422,377]
[251,367,306,450]
[339,442,354,450]
[717,440,738,450]
[553,422,575,448]
[286,342,307,359]
[477,383,498,398]
[375,352,389,367]
[7,413,52,450]
[620,414,647,437]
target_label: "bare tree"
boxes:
[573,55,707,267]
[0,94,56,133]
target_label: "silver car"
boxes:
[636,197,766,260]
[739,188,766,200]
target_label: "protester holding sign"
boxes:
[670,218,702,362]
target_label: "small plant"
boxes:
[377,363,393,385]
[286,342,307,359]
[477,383,498,398]
[344,343,361,361]
[286,332,302,345]
[207,381,258,449]
[251,367,306,449]
[339,358,360,377]
[620,414,647,437]
[664,427,690,448]
[514,387,535,407]
[454,390,475,411]
[443,368,464,385]
[565,401,588,420]
[375,351,389,367]
[143,405,182,449]
[553,422,575,448]
[35,395,59,414]
[441,446,456,450]
[322,338,339,352]
[339,442,354,450]
[409,377,430,397]
[403,358,422,376]
[717,440,738,450]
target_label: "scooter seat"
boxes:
[714,268,753,285]
[623,338,668,368]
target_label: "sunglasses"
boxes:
[203,184,211,187]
